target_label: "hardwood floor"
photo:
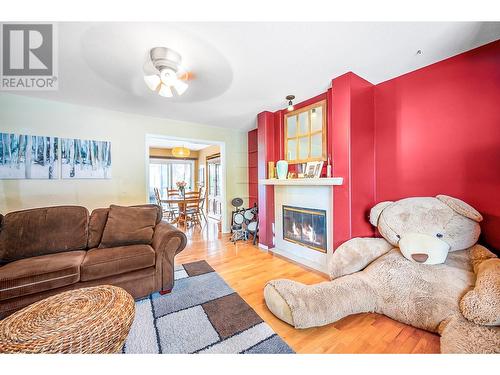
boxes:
[175,220,440,354]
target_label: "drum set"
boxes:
[230,198,259,244]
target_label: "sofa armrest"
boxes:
[151,222,187,292]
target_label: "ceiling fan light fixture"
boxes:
[144,75,161,91]
[174,79,188,96]
[160,68,177,85]
[158,84,173,98]
[172,146,191,158]
[144,47,191,98]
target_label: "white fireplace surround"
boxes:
[258,178,343,274]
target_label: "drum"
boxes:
[247,221,257,232]
[243,209,254,221]
[233,212,244,225]
[231,198,244,208]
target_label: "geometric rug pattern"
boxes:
[123,260,294,354]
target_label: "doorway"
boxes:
[206,153,222,220]
[145,134,227,232]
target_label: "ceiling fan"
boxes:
[143,47,194,97]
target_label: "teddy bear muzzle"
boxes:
[399,233,450,265]
[411,253,429,263]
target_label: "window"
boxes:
[149,158,195,201]
[284,100,327,163]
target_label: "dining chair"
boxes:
[183,197,203,228]
[154,187,177,223]
[167,189,180,198]
[184,191,200,198]
[198,187,208,224]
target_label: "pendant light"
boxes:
[286,95,295,112]
[172,146,191,158]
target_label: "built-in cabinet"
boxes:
[284,100,327,163]
[247,129,258,207]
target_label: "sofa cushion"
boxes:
[0,251,86,301]
[0,206,89,263]
[80,244,155,281]
[99,205,158,248]
[88,208,109,249]
[87,205,162,249]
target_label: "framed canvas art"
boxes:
[0,133,59,179]
[61,138,111,179]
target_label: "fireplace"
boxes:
[282,205,327,253]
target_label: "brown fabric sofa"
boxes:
[0,204,187,319]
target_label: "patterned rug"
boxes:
[123,260,294,354]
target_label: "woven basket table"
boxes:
[0,285,135,354]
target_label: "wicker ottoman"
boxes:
[0,285,135,354]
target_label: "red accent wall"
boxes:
[250,40,500,252]
[374,40,500,251]
[257,112,276,248]
[331,73,376,248]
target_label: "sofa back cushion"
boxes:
[88,208,109,249]
[0,206,89,263]
[98,205,159,248]
[88,204,162,248]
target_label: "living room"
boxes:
[1,0,499,373]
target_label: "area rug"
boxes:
[123,260,294,354]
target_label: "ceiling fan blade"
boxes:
[144,75,161,91]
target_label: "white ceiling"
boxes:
[148,137,210,150]
[16,22,500,131]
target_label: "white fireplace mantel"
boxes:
[258,177,343,186]
[257,178,340,274]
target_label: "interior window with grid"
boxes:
[285,100,326,163]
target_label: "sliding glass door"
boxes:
[149,158,195,201]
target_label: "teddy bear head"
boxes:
[370,195,483,265]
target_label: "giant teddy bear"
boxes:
[264,195,500,353]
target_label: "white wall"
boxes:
[0,93,249,231]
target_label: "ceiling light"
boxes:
[172,146,191,158]
[158,84,173,98]
[143,47,193,98]
[286,95,295,112]
[144,75,161,91]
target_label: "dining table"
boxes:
[161,196,201,227]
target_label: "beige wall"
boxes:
[0,93,249,231]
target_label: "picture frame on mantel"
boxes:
[305,161,323,178]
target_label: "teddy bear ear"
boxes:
[436,195,483,222]
[369,201,393,226]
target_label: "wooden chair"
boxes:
[184,191,200,198]
[167,189,180,198]
[154,187,177,223]
[198,187,208,224]
[178,197,203,229]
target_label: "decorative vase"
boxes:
[276,160,288,180]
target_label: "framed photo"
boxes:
[305,161,324,178]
